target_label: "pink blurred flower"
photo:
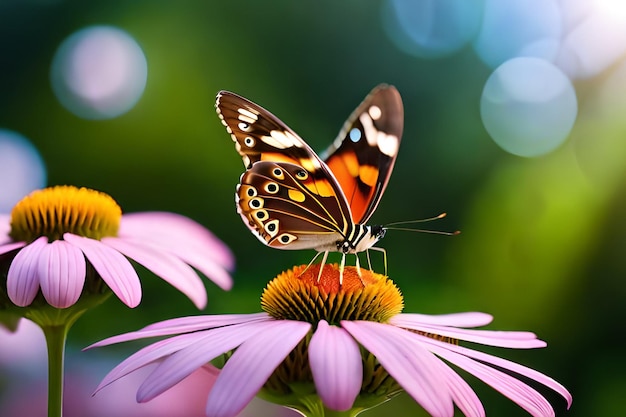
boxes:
[0,186,233,310]
[90,265,571,417]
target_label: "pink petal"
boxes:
[63,233,142,308]
[425,341,557,417]
[38,240,86,308]
[437,359,485,417]
[87,313,271,349]
[418,334,572,409]
[206,320,311,417]
[114,236,233,292]
[309,320,362,411]
[137,320,272,402]
[95,332,214,393]
[394,312,493,327]
[102,237,207,309]
[341,320,454,417]
[7,237,48,306]
[390,317,545,349]
[119,212,235,270]
[0,241,27,255]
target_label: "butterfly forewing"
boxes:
[216,90,355,251]
[321,85,404,224]
[217,91,324,169]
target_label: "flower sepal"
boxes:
[22,289,112,329]
[259,382,366,417]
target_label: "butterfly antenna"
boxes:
[385,213,460,236]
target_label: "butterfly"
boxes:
[215,84,403,282]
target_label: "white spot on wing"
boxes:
[377,133,399,156]
[238,114,257,124]
[368,105,382,120]
[238,108,258,121]
[359,113,398,157]
[260,130,303,149]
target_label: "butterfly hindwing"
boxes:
[236,161,348,250]
[321,85,404,224]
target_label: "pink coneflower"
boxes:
[91,264,571,417]
[0,185,234,417]
[0,185,233,312]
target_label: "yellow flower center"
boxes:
[261,264,404,325]
[9,186,122,242]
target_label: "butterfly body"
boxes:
[216,85,403,277]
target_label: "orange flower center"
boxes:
[261,263,404,325]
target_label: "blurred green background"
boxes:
[1,1,625,416]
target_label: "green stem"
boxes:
[25,303,95,417]
[42,323,70,417]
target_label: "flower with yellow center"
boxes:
[90,265,571,417]
[0,185,235,417]
[0,185,233,316]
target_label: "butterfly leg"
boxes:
[317,251,330,283]
[355,254,368,286]
[302,251,323,277]
[368,246,388,275]
[339,252,346,285]
[366,249,373,271]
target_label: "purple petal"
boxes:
[0,241,27,255]
[119,212,235,270]
[38,240,86,308]
[425,341,557,417]
[341,320,454,417]
[393,312,493,327]
[95,331,215,393]
[7,237,47,306]
[102,237,207,309]
[309,320,362,411]
[390,317,545,349]
[87,313,271,349]
[206,320,311,417]
[417,334,572,409]
[137,320,273,402]
[63,233,142,308]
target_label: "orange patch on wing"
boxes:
[260,152,300,165]
[302,178,335,197]
[288,189,306,202]
[358,165,379,187]
[326,153,357,197]
[325,152,379,222]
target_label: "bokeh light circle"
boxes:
[556,0,626,79]
[382,0,484,59]
[0,129,47,213]
[480,57,578,157]
[473,0,562,68]
[50,25,148,120]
